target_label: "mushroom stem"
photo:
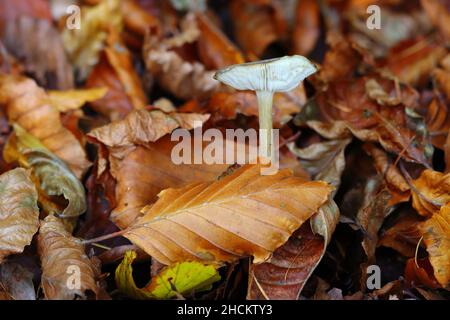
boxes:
[256,90,274,162]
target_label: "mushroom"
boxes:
[213,55,317,162]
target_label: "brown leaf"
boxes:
[38,215,100,300]
[88,112,222,228]
[1,16,74,89]
[420,204,450,288]
[196,12,245,69]
[0,168,39,263]
[404,257,440,289]
[0,260,36,300]
[229,0,279,60]
[0,75,91,178]
[207,85,307,128]
[424,95,450,149]
[248,200,339,300]
[124,164,333,265]
[291,0,320,56]
[421,0,450,42]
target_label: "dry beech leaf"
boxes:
[229,0,279,60]
[115,250,220,299]
[62,0,123,81]
[1,16,74,89]
[123,164,333,265]
[0,260,36,300]
[291,0,320,56]
[121,0,161,37]
[0,168,39,263]
[195,12,244,69]
[288,138,352,190]
[412,169,450,216]
[420,204,450,288]
[405,257,440,289]
[248,200,339,300]
[207,85,307,128]
[381,38,447,86]
[88,109,210,151]
[425,96,450,149]
[421,0,450,42]
[363,143,410,205]
[47,87,108,112]
[88,111,221,228]
[144,14,222,101]
[4,124,87,218]
[0,74,90,178]
[38,215,100,300]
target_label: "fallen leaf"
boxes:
[291,0,320,56]
[115,250,220,299]
[124,164,332,265]
[421,0,450,42]
[0,168,39,263]
[0,260,36,300]
[47,87,108,112]
[404,257,440,289]
[247,200,339,300]
[195,12,244,69]
[38,215,100,300]
[62,0,123,81]
[4,124,87,218]
[412,169,450,216]
[0,74,91,178]
[420,204,450,288]
[288,138,351,190]
[1,16,74,89]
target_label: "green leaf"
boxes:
[115,251,221,299]
[3,124,86,218]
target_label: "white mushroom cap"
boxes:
[213,55,317,92]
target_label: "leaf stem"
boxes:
[80,229,128,245]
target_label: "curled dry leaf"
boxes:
[0,168,39,263]
[420,204,450,288]
[124,164,333,265]
[0,74,90,178]
[288,138,351,190]
[144,15,221,100]
[1,16,74,89]
[248,200,339,300]
[412,169,450,216]
[363,143,410,205]
[4,125,86,218]
[62,0,123,81]
[115,250,220,299]
[424,96,450,149]
[38,215,100,300]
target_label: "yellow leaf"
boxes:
[420,204,450,288]
[47,87,108,112]
[123,164,333,265]
[62,0,122,80]
[412,169,450,216]
[115,251,220,299]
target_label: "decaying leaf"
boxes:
[0,260,36,300]
[0,74,91,178]
[38,215,100,300]
[0,168,39,263]
[115,250,220,299]
[124,164,333,265]
[4,125,86,218]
